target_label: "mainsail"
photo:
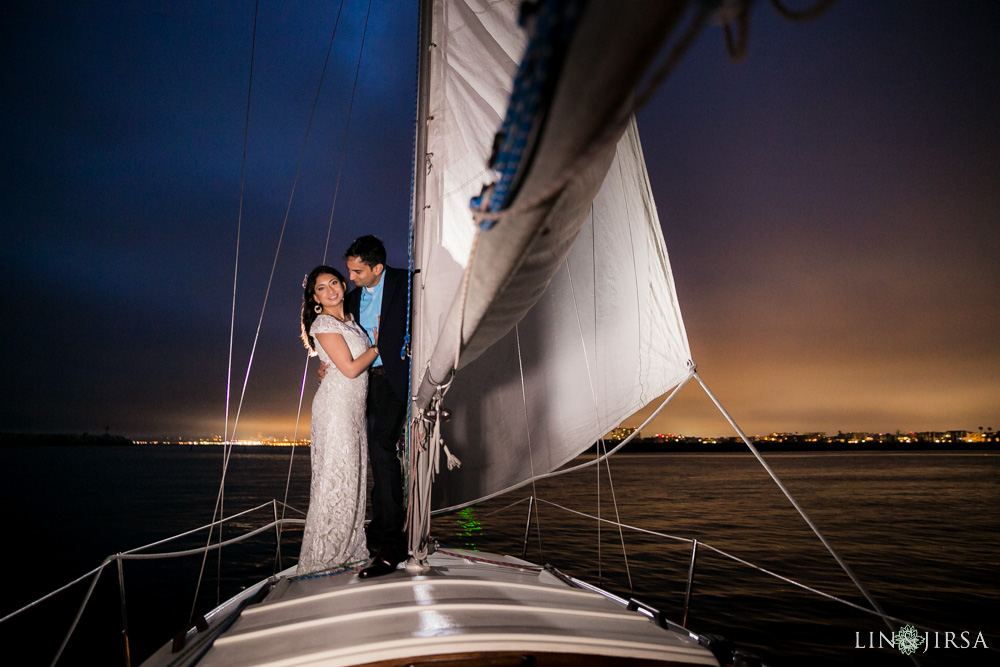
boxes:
[410,0,693,516]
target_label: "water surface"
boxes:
[2,446,996,665]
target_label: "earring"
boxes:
[314,304,323,314]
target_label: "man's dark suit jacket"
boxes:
[345,265,409,404]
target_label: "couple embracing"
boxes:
[297,235,408,579]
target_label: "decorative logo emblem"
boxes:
[896,625,926,656]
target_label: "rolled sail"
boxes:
[411,0,694,510]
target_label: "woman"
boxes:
[297,265,379,574]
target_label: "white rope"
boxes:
[117,519,306,561]
[407,390,460,561]
[466,493,918,627]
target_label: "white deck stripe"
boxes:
[244,575,605,615]
[217,601,648,645]
[209,633,717,667]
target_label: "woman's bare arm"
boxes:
[315,332,377,379]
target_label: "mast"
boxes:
[405,0,437,565]
[404,0,696,555]
[409,0,433,389]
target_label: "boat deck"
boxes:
[148,549,717,666]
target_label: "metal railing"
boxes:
[0,500,305,667]
[6,492,983,666]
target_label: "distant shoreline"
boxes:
[0,433,135,446]
[586,440,998,454]
[1,432,996,453]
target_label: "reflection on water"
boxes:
[451,507,484,551]
[1,447,997,666]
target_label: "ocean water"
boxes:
[1,446,997,666]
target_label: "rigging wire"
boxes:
[275,357,312,575]
[212,0,259,620]
[225,0,347,446]
[599,439,633,593]
[559,234,611,581]
[428,371,695,517]
[279,0,374,569]
[693,371,909,659]
[597,431,601,583]
[195,0,349,624]
[563,211,644,591]
[402,0,427,505]
[514,324,545,560]
[321,0,374,264]
[225,0,257,482]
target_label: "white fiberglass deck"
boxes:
[151,549,717,666]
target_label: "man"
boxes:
[343,235,409,577]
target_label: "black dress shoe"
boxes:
[358,555,398,579]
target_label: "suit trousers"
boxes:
[365,370,407,557]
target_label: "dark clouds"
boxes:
[2,1,997,438]
[635,0,999,435]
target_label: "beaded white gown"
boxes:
[297,314,370,574]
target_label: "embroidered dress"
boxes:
[297,315,370,574]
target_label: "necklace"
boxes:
[322,309,349,323]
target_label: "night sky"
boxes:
[2,1,997,440]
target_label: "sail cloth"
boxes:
[411,0,693,510]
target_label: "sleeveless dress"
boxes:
[297,314,370,574]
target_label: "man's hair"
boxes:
[345,235,386,268]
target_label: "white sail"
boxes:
[410,0,525,392]
[411,0,692,511]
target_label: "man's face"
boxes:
[346,256,384,288]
